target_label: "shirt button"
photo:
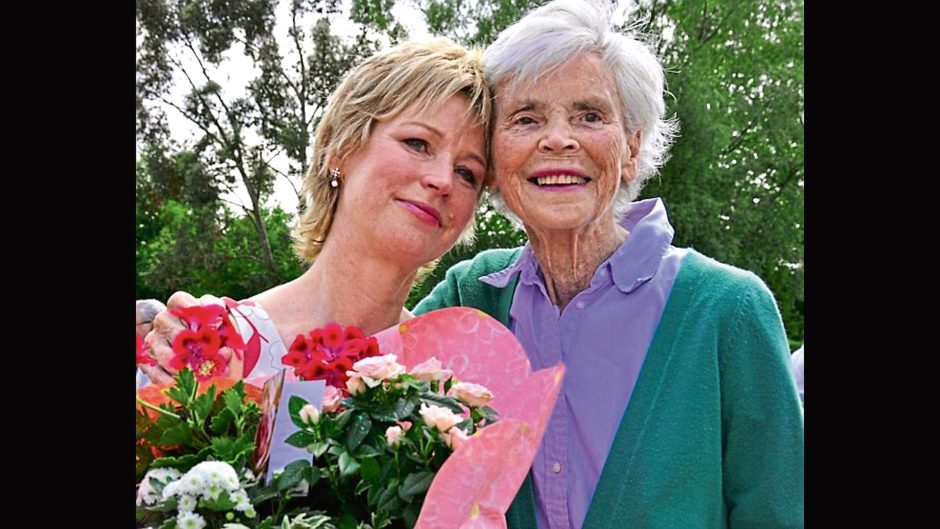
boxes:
[552,462,562,473]
[599,269,608,277]
[575,301,585,310]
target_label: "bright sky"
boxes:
[153,1,634,215]
[159,0,432,215]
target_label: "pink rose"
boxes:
[409,357,453,381]
[346,372,366,395]
[321,385,342,413]
[353,354,405,388]
[449,382,494,408]
[443,426,469,451]
[419,403,462,433]
[300,404,319,425]
[397,420,412,432]
[385,425,403,446]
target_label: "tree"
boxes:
[634,0,804,343]
[137,0,384,284]
[412,0,804,343]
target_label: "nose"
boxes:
[421,158,454,195]
[538,119,579,153]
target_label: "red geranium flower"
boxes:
[136,334,157,367]
[168,304,248,382]
[282,323,380,392]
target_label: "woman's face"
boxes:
[332,95,486,267]
[490,53,640,235]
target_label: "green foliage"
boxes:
[139,0,803,344]
[635,0,804,343]
[286,372,497,528]
[407,201,528,308]
[415,0,804,344]
[136,370,261,482]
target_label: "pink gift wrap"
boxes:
[373,307,565,529]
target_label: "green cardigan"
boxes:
[414,248,804,528]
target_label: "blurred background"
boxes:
[136,0,803,347]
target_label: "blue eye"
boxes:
[456,167,477,186]
[404,138,428,152]
[514,116,536,126]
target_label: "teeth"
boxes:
[535,174,588,185]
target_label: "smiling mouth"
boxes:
[528,174,591,186]
[397,199,442,227]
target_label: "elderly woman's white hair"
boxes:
[136,298,166,324]
[484,0,679,223]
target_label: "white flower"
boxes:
[419,403,463,433]
[176,511,207,529]
[449,382,494,408]
[137,467,181,506]
[321,385,343,413]
[443,426,470,451]
[204,481,223,500]
[352,354,405,387]
[177,494,197,512]
[346,372,366,395]
[231,489,253,512]
[192,461,240,491]
[410,357,453,381]
[222,524,252,529]
[385,425,403,446]
[300,403,320,425]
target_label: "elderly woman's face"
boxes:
[491,53,639,234]
[334,95,485,265]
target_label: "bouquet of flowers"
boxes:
[136,306,564,529]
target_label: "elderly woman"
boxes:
[136,299,166,339]
[140,37,490,384]
[414,1,804,527]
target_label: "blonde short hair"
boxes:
[293,37,491,263]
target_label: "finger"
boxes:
[218,346,244,380]
[139,363,174,385]
[166,291,200,311]
[145,328,179,376]
[198,294,225,307]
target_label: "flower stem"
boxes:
[136,396,180,419]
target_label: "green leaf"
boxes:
[338,451,360,478]
[333,409,353,430]
[165,369,197,406]
[201,489,237,510]
[276,459,310,492]
[159,423,194,447]
[222,386,246,416]
[209,408,235,433]
[304,463,321,487]
[285,430,317,448]
[376,482,401,513]
[356,444,381,458]
[393,398,417,420]
[399,471,434,499]
[288,395,309,428]
[419,392,464,414]
[403,503,419,529]
[359,456,381,483]
[191,391,215,423]
[479,405,499,422]
[337,514,360,529]
[345,413,372,452]
[308,440,330,459]
[209,435,255,465]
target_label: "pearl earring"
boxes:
[330,167,340,188]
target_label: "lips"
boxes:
[397,199,442,227]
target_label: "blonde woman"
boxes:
[141,37,490,385]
